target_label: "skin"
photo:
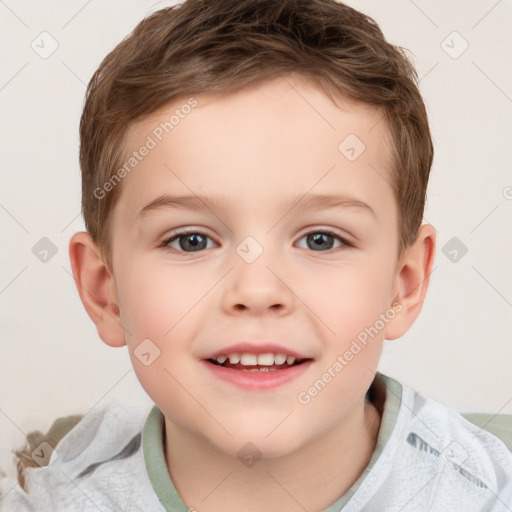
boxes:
[70,74,436,512]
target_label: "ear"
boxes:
[68,231,126,347]
[384,223,436,340]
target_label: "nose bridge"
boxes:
[221,233,293,314]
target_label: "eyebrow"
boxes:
[138,193,377,219]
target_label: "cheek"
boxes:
[116,264,204,413]
[301,256,396,344]
[293,261,393,425]
[116,259,211,380]
[117,261,202,344]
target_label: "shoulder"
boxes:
[390,379,512,509]
[461,412,512,452]
[401,382,512,460]
[0,399,158,511]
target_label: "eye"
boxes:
[160,228,352,255]
[296,229,352,252]
[161,230,216,254]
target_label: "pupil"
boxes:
[181,233,206,251]
[308,233,333,250]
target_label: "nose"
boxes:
[220,249,294,316]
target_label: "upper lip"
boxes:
[203,343,312,361]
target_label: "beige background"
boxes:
[1,0,511,479]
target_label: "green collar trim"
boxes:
[142,406,191,511]
[323,371,402,511]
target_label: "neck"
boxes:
[164,399,381,512]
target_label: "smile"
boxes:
[203,353,314,390]
[208,352,309,371]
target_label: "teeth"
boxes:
[240,354,258,365]
[257,353,274,366]
[213,352,303,366]
[228,354,240,364]
[244,367,280,372]
[274,353,287,365]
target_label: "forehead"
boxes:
[113,75,396,228]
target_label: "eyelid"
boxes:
[298,225,354,243]
[160,225,355,255]
[160,227,217,249]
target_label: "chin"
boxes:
[213,423,306,461]
[217,439,300,462]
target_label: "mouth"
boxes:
[201,344,315,389]
[205,352,313,372]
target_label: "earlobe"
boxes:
[384,224,437,340]
[68,232,127,348]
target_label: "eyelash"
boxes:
[160,228,354,255]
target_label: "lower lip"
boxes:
[201,360,314,390]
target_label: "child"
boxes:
[2,0,511,510]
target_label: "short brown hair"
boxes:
[80,0,434,270]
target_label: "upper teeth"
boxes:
[215,353,297,366]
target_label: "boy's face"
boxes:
[107,75,404,457]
